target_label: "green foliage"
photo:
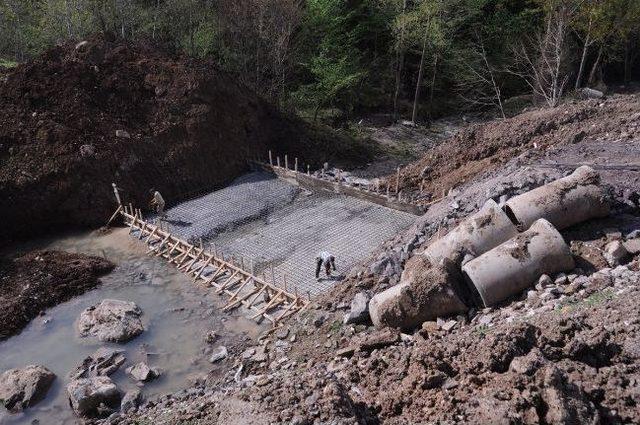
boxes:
[0,0,637,118]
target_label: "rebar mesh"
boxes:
[158,171,416,297]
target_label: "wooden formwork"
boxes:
[119,205,309,327]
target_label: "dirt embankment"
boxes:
[397,94,640,202]
[0,250,114,340]
[0,34,374,245]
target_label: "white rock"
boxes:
[209,346,228,363]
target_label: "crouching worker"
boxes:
[149,188,166,219]
[315,251,337,279]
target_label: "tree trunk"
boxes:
[624,38,630,85]
[392,0,407,121]
[428,53,438,120]
[575,32,590,90]
[587,44,603,86]
[411,29,428,124]
[64,0,73,37]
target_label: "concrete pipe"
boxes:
[424,199,518,265]
[369,257,468,330]
[462,218,575,307]
[503,166,609,231]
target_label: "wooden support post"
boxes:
[307,291,311,301]
[112,183,122,206]
[386,183,390,199]
[193,255,213,282]
[396,167,400,194]
[307,164,310,176]
[284,155,288,170]
[106,205,123,227]
[269,150,273,166]
[336,169,341,184]
[270,264,276,286]
[145,227,158,243]
[277,156,280,168]
[294,158,298,173]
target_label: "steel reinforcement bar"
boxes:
[119,205,309,327]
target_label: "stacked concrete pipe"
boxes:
[424,199,519,265]
[462,219,575,307]
[368,165,610,330]
[503,165,609,230]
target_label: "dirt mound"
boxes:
[0,250,114,340]
[0,34,373,244]
[397,95,640,203]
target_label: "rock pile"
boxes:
[370,166,611,330]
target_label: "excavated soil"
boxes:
[396,94,640,203]
[0,250,113,340]
[0,33,374,245]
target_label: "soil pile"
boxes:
[397,95,640,203]
[0,250,114,340]
[0,33,373,244]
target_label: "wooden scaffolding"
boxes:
[116,203,309,327]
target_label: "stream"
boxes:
[0,228,264,424]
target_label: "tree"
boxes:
[511,1,579,107]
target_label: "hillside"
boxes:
[0,34,373,244]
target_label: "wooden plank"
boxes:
[251,291,284,319]
[174,245,194,266]
[145,227,158,243]
[147,234,170,255]
[118,205,308,328]
[180,248,205,272]
[223,286,263,312]
[192,255,214,282]
[216,270,239,293]
[224,277,253,306]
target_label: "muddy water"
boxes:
[0,228,264,425]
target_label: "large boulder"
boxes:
[343,292,371,325]
[369,256,468,330]
[71,347,126,379]
[0,365,56,412]
[67,376,121,418]
[77,299,144,343]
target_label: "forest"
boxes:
[1,0,639,122]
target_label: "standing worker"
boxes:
[149,188,166,219]
[315,251,337,279]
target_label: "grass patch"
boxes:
[0,58,18,68]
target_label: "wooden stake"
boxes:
[112,183,122,206]
[307,164,310,176]
[277,156,280,168]
[269,150,273,166]
[294,158,298,173]
[396,166,400,194]
[284,155,288,170]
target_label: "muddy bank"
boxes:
[0,33,375,245]
[0,228,263,424]
[0,250,113,340]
